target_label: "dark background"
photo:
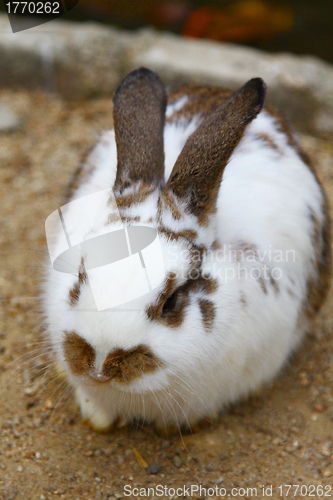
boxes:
[1,0,333,63]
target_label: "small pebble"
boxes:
[299,371,312,386]
[323,468,332,478]
[147,462,161,475]
[321,442,332,457]
[173,456,183,468]
[0,104,21,132]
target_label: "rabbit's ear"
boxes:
[113,68,167,191]
[166,78,266,224]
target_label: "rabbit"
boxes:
[43,67,331,435]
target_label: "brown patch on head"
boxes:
[106,212,122,225]
[198,298,215,332]
[167,86,233,123]
[106,213,141,226]
[256,132,280,152]
[121,216,141,224]
[147,272,186,328]
[147,271,217,329]
[113,68,167,192]
[303,205,332,318]
[167,78,266,225]
[159,189,183,220]
[101,345,163,384]
[240,292,247,306]
[258,276,268,294]
[211,239,221,250]
[269,274,280,294]
[63,331,95,376]
[68,258,87,307]
[158,225,198,243]
[114,185,155,209]
[233,241,259,262]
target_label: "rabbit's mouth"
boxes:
[107,370,170,394]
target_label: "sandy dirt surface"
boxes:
[0,89,333,500]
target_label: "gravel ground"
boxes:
[0,89,333,500]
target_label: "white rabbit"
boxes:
[43,68,331,435]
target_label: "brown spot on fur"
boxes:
[211,239,221,250]
[106,213,141,226]
[232,242,280,294]
[167,79,266,225]
[101,345,162,384]
[68,259,87,307]
[233,241,259,262]
[256,132,280,152]
[158,225,198,243]
[63,331,95,376]
[114,185,155,209]
[159,189,183,220]
[240,292,247,306]
[303,204,332,318]
[106,213,122,225]
[167,86,233,123]
[189,275,218,295]
[68,281,81,307]
[198,298,215,332]
[147,272,183,327]
[269,274,280,294]
[258,276,268,294]
[122,216,141,224]
[147,272,217,328]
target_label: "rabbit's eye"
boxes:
[161,289,179,316]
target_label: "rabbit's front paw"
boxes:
[75,387,116,432]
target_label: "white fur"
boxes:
[43,101,326,432]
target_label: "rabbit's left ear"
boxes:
[113,67,167,192]
[166,78,266,224]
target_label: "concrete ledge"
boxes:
[125,30,333,138]
[0,15,333,138]
[0,15,133,99]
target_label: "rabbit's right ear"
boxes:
[113,68,167,192]
[166,78,266,224]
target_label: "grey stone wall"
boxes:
[0,15,333,138]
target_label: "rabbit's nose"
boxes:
[100,344,163,385]
[89,371,111,383]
